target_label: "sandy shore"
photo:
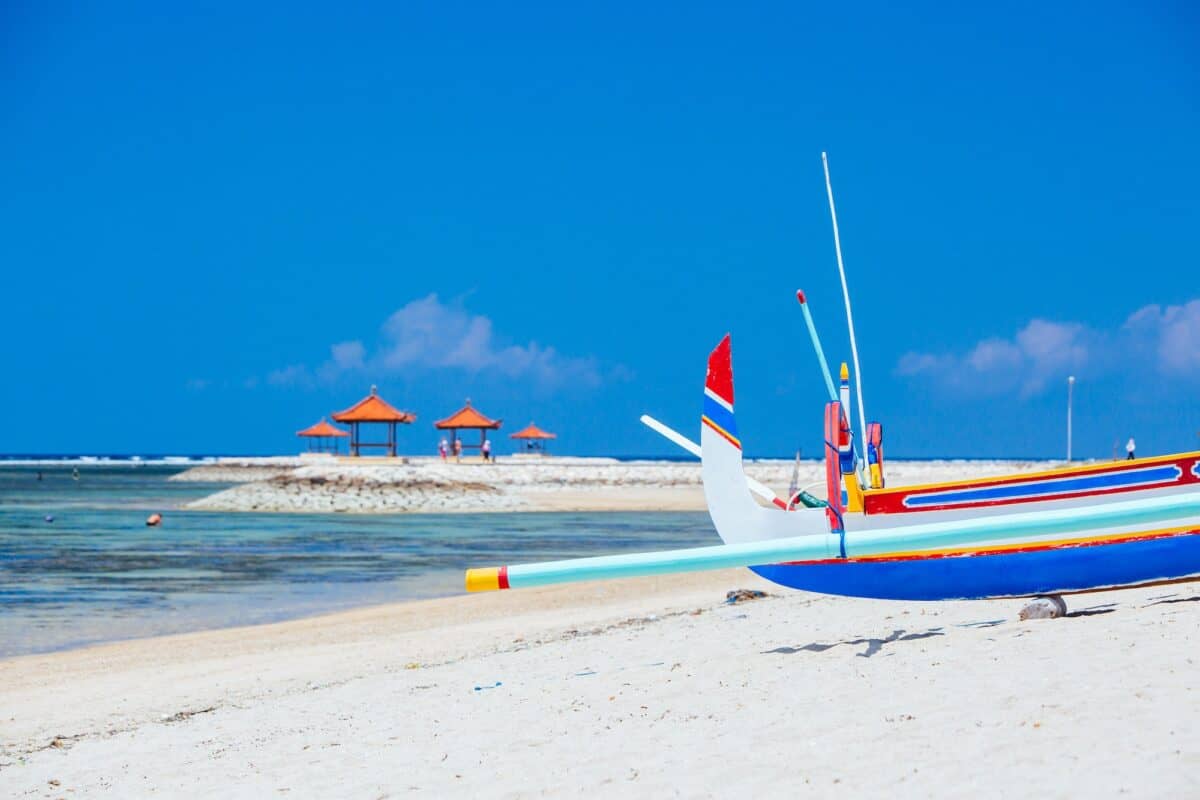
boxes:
[2,570,1196,797]
[174,457,1062,514]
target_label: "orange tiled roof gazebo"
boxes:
[434,400,501,453]
[510,422,556,454]
[331,385,415,457]
[296,418,350,454]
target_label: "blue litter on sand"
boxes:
[473,682,502,691]
[725,589,767,604]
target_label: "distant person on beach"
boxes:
[1126,438,1136,460]
[438,437,448,461]
[482,438,492,463]
[453,438,462,463]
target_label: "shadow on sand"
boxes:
[1144,595,1200,608]
[1064,602,1117,618]
[762,627,945,659]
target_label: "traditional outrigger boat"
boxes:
[465,156,1200,604]
[466,334,1200,601]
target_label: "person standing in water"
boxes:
[1126,437,1136,460]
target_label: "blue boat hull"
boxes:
[750,532,1200,600]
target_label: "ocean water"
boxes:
[0,464,719,658]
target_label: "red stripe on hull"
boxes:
[498,566,510,590]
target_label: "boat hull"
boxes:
[750,528,1200,600]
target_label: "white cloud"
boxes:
[271,294,609,390]
[1123,299,1200,375]
[330,340,366,370]
[897,298,1200,396]
[267,364,313,387]
[898,319,1091,396]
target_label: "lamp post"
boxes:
[1067,375,1075,462]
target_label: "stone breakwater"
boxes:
[181,459,781,514]
[185,469,520,513]
[168,458,308,484]
[174,457,1057,514]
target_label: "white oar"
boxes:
[640,414,787,509]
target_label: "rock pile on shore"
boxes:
[185,466,519,513]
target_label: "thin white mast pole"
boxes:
[821,152,867,460]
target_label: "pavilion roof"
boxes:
[331,386,415,424]
[434,401,501,430]
[510,422,556,440]
[297,418,349,438]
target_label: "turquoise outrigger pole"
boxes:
[465,488,1200,592]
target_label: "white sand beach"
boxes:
[1,569,1197,798]
[6,456,1195,798]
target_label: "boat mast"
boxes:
[821,152,868,462]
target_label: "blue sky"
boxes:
[2,2,1197,458]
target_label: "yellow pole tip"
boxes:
[465,567,502,593]
[839,362,849,381]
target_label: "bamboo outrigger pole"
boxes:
[821,152,868,461]
[796,290,837,402]
[465,491,1200,591]
[467,529,837,591]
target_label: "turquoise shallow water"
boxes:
[0,464,718,658]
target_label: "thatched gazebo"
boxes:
[510,422,556,454]
[331,386,415,457]
[296,418,350,454]
[434,400,502,455]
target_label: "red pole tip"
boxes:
[796,290,807,304]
